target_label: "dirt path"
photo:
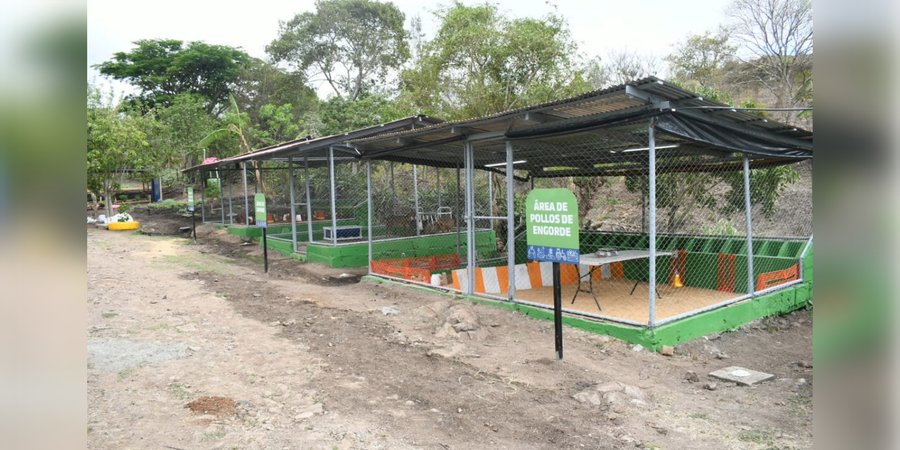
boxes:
[87,226,812,449]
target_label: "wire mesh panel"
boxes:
[369,159,469,291]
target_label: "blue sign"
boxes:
[527,245,581,264]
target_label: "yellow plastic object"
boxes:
[672,271,684,288]
[108,221,140,231]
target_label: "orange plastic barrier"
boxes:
[756,263,800,291]
[370,254,462,283]
[716,253,737,293]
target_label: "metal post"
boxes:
[227,172,233,225]
[743,155,755,294]
[436,166,442,209]
[456,164,461,257]
[648,123,658,328]
[219,175,225,225]
[367,161,373,274]
[328,146,338,245]
[465,141,476,295]
[200,169,206,222]
[413,164,420,235]
[488,171,494,230]
[304,157,313,244]
[242,163,250,226]
[289,157,298,253]
[506,141,516,301]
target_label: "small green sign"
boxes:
[186,187,194,212]
[254,193,267,228]
[525,188,579,264]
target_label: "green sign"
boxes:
[525,188,579,264]
[186,187,194,212]
[254,193,267,228]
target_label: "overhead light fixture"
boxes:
[484,160,526,168]
[616,144,680,153]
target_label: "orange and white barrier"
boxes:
[451,261,622,294]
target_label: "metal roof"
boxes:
[183,115,443,172]
[347,76,812,177]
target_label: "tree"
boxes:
[666,28,736,90]
[87,87,151,217]
[231,57,318,131]
[268,0,409,100]
[592,50,662,88]
[400,2,587,119]
[727,0,812,123]
[148,93,217,172]
[96,39,251,114]
[318,91,414,136]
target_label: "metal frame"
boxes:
[647,121,657,327]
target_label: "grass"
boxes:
[101,312,118,319]
[117,368,133,381]
[202,428,227,441]
[688,412,709,420]
[167,383,192,400]
[737,429,775,446]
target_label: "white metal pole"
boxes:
[506,141,516,301]
[289,157,298,253]
[304,157,314,244]
[219,175,225,224]
[242,163,250,226]
[743,155,755,294]
[329,146,338,245]
[648,124,657,328]
[488,171,494,230]
[465,141,476,296]
[200,169,206,223]
[367,161,373,273]
[413,165,420,235]
[227,171,233,225]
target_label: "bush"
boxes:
[147,199,188,212]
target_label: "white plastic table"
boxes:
[574,250,673,310]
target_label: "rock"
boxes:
[572,391,604,407]
[446,305,479,332]
[631,344,644,352]
[659,345,675,356]
[381,306,400,316]
[404,400,415,406]
[252,293,261,298]
[606,412,619,421]
[715,352,729,360]
[622,384,646,401]
[684,371,700,383]
[703,382,718,391]
[796,360,813,369]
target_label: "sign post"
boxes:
[525,188,579,360]
[187,187,196,240]
[255,193,268,273]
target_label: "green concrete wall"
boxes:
[227,219,357,239]
[304,230,496,268]
[363,256,812,351]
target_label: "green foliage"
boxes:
[147,199,188,212]
[149,93,217,170]
[87,86,152,216]
[318,92,416,135]
[268,0,409,100]
[720,165,800,218]
[400,2,588,119]
[666,28,736,89]
[701,218,739,236]
[96,39,251,114]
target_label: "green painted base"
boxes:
[362,275,812,351]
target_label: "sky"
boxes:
[87,0,735,97]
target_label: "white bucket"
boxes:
[430,274,442,286]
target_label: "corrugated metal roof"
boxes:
[182,115,442,172]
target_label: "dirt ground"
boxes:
[87,223,812,449]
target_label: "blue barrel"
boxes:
[151,179,162,202]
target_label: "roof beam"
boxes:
[625,85,671,110]
[522,111,556,123]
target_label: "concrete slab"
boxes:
[708,366,774,386]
